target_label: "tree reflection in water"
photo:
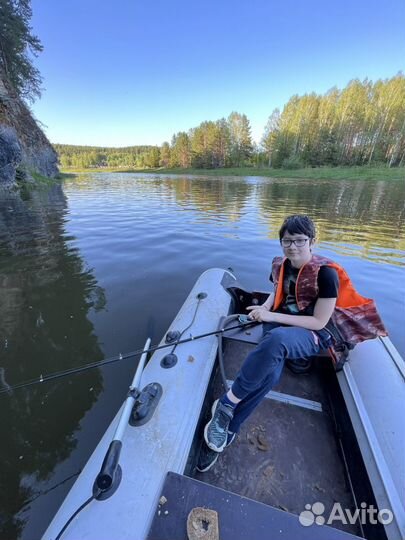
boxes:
[256,177,405,262]
[128,175,405,263]
[0,184,106,539]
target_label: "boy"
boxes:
[197,214,386,472]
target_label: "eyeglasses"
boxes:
[280,238,309,248]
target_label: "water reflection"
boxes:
[149,175,405,264]
[68,173,405,265]
[255,178,405,263]
[0,185,105,539]
[156,176,253,221]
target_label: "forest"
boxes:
[56,75,405,171]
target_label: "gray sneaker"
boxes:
[204,399,234,452]
[196,445,219,472]
[197,432,237,473]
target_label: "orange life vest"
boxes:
[271,254,387,348]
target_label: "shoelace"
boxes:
[214,406,233,431]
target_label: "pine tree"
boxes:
[160,142,170,167]
[261,109,280,167]
[227,112,253,167]
[0,0,43,101]
[170,132,191,168]
[213,118,230,167]
[144,147,160,168]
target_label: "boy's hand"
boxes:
[246,306,274,322]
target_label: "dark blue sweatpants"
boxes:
[228,323,331,434]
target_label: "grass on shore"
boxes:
[16,170,78,191]
[57,172,78,180]
[60,165,405,181]
[30,171,61,184]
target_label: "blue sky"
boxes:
[31,0,405,147]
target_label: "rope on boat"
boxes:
[54,493,98,540]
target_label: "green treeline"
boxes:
[56,74,405,171]
[55,111,253,170]
[262,74,405,168]
[53,144,156,169]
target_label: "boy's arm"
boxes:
[262,293,274,310]
[247,297,337,331]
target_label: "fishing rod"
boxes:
[0,318,258,396]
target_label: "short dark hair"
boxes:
[279,215,316,241]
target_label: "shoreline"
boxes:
[59,165,405,181]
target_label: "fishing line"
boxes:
[17,471,81,511]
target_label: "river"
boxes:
[0,172,404,539]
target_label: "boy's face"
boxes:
[280,232,314,267]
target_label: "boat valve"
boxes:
[165,330,181,343]
[160,352,177,368]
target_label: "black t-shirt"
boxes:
[271,260,339,314]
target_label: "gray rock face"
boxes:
[0,71,59,187]
[22,144,59,179]
[0,125,22,187]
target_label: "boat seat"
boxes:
[146,471,363,540]
[224,322,263,344]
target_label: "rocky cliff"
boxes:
[0,72,58,188]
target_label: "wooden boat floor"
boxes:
[192,340,362,537]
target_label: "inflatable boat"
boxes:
[42,268,405,540]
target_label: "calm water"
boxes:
[0,173,404,539]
